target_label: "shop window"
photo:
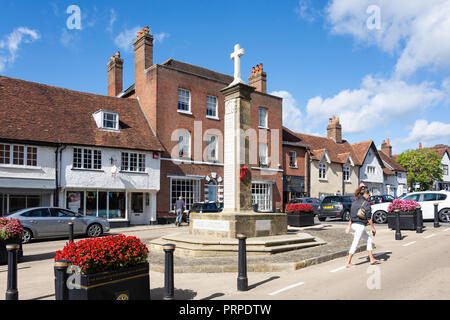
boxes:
[170,178,200,212]
[252,183,273,212]
[108,192,126,219]
[66,191,84,214]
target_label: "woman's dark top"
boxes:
[350,197,372,226]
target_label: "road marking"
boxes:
[403,241,416,247]
[444,228,450,232]
[330,266,346,273]
[424,234,436,239]
[268,282,305,296]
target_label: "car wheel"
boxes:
[318,217,327,222]
[438,208,450,222]
[87,223,103,238]
[373,211,387,224]
[22,228,32,244]
[341,210,350,221]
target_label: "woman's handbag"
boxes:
[356,200,367,220]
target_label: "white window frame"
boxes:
[289,151,297,168]
[206,95,218,119]
[0,144,38,167]
[319,162,327,180]
[102,111,119,130]
[73,148,102,170]
[343,165,351,182]
[121,152,146,172]
[178,88,191,113]
[252,183,273,212]
[178,130,191,159]
[443,164,449,176]
[169,178,201,212]
[258,108,268,129]
[206,134,218,162]
[259,142,268,166]
[367,166,376,175]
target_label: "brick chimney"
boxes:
[381,138,393,157]
[107,51,124,97]
[327,116,342,143]
[419,142,422,149]
[248,63,267,93]
[133,26,154,93]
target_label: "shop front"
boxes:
[283,175,306,205]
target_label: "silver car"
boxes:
[7,207,111,244]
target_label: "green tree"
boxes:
[397,149,443,191]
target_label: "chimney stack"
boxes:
[381,138,392,157]
[133,26,154,93]
[248,63,267,93]
[107,51,124,97]
[327,116,342,143]
[419,142,422,149]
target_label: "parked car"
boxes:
[186,201,224,223]
[286,197,320,215]
[317,195,354,221]
[371,191,450,224]
[7,207,111,244]
[369,195,396,205]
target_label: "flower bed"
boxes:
[54,235,150,300]
[0,218,24,265]
[286,203,315,227]
[387,199,420,230]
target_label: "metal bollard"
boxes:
[237,233,248,291]
[54,260,70,300]
[5,244,20,300]
[416,206,423,233]
[68,222,74,243]
[163,244,176,300]
[434,203,440,228]
[394,210,402,240]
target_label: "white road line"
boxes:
[444,228,450,232]
[424,234,436,239]
[403,241,416,247]
[330,266,346,273]
[268,282,305,296]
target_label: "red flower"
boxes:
[285,203,314,213]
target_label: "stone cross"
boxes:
[230,44,245,85]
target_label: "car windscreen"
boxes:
[321,197,341,203]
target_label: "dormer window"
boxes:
[93,110,119,131]
[103,112,119,130]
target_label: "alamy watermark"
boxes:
[366,5,381,30]
[366,265,381,290]
[66,5,82,30]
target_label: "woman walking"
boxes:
[345,186,380,267]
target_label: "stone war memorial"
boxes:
[150,44,324,259]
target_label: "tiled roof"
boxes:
[378,150,407,172]
[161,59,234,84]
[287,130,362,165]
[0,76,164,152]
[351,140,373,165]
[282,127,309,148]
[383,167,395,175]
[423,144,450,159]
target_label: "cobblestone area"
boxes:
[147,225,370,273]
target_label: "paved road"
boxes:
[1,222,448,300]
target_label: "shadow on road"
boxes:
[20,252,56,263]
[150,287,197,300]
[356,251,392,265]
[200,293,225,300]
[248,276,280,290]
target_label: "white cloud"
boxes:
[326,0,450,77]
[295,0,322,22]
[305,75,446,133]
[114,26,141,52]
[403,119,450,143]
[107,9,117,34]
[154,32,170,43]
[271,90,303,132]
[0,27,40,72]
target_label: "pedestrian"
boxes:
[345,186,380,267]
[174,196,185,227]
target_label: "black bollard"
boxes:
[416,206,423,233]
[163,244,176,300]
[54,260,70,300]
[394,210,402,240]
[237,233,248,291]
[68,222,74,243]
[5,244,19,300]
[434,203,440,228]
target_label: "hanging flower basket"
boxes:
[285,204,315,227]
[386,200,419,230]
[0,218,24,265]
[54,235,150,300]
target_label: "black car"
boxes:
[187,202,223,223]
[286,197,321,214]
[368,195,395,205]
[317,195,354,221]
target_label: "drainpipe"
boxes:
[342,164,345,196]
[306,149,311,197]
[54,144,67,207]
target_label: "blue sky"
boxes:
[1,0,449,154]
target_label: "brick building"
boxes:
[109,27,284,221]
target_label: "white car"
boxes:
[371,191,450,224]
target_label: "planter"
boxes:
[387,211,417,230]
[63,263,150,300]
[287,211,315,227]
[0,238,23,265]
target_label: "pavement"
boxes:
[0,219,448,300]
